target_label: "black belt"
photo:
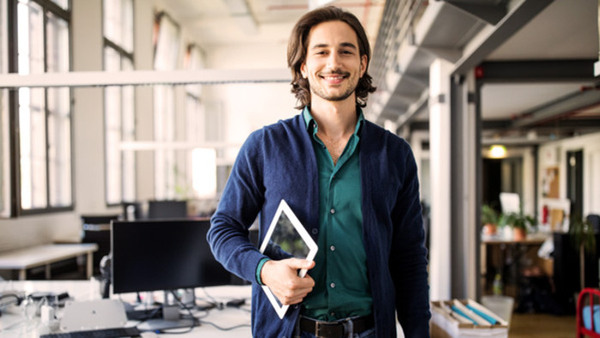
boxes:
[299,314,374,338]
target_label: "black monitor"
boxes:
[111,219,231,330]
[147,200,188,219]
[111,218,231,294]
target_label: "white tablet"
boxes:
[259,199,318,319]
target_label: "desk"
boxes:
[481,234,549,300]
[0,244,98,280]
[0,280,252,337]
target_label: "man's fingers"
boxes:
[285,258,316,270]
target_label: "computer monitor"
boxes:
[111,219,232,330]
[111,219,231,294]
[147,200,188,219]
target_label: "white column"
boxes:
[428,59,453,301]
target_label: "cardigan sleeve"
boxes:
[389,142,431,337]
[207,130,269,284]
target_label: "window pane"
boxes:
[103,0,133,53]
[47,87,71,207]
[46,12,71,207]
[50,0,69,10]
[19,88,47,210]
[18,0,44,75]
[1,0,9,216]
[46,12,69,73]
[104,45,135,205]
[18,0,47,210]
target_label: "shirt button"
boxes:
[330,208,335,214]
[330,312,335,317]
[330,282,336,288]
[312,228,319,235]
[330,245,336,251]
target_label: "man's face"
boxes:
[301,20,367,104]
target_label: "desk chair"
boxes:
[80,215,120,276]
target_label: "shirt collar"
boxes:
[302,106,364,136]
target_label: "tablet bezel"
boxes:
[258,199,318,319]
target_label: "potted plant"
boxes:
[481,204,499,235]
[569,214,596,292]
[505,210,537,241]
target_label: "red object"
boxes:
[577,288,600,337]
[542,205,549,224]
[475,66,484,78]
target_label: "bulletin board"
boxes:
[542,166,559,198]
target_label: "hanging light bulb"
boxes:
[489,144,507,159]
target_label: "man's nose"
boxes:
[326,52,341,69]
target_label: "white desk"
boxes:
[0,280,252,337]
[0,244,98,280]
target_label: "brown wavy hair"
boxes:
[287,6,376,109]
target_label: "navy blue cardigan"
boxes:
[208,113,430,337]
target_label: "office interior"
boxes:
[1,0,600,335]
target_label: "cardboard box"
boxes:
[431,299,509,338]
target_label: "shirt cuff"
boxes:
[255,257,270,285]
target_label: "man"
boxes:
[208,6,430,337]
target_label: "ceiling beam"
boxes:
[477,59,598,83]
[442,0,508,25]
[453,0,555,75]
[511,88,600,128]
[0,69,291,88]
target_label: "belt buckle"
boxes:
[314,321,327,337]
[313,318,354,338]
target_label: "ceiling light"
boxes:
[489,145,507,159]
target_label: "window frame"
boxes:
[102,0,136,207]
[8,0,74,217]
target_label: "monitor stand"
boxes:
[137,291,198,332]
[136,304,196,332]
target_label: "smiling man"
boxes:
[208,6,430,338]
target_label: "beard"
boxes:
[309,70,359,102]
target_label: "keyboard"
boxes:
[40,326,141,338]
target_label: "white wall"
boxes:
[538,131,600,218]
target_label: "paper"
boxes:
[259,199,318,319]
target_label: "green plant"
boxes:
[481,204,499,225]
[569,214,596,291]
[504,210,537,233]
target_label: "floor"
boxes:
[509,313,576,338]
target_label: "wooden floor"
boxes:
[509,313,576,338]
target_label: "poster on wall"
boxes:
[542,166,559,198]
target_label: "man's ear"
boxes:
[360,55,367,77]
[300,63,307,78]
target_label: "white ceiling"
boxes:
[160,0,600,140]
[164,0,385,47]
[480,0,600,138]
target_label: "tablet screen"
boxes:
[259,199,318,319]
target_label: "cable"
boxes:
[199,288,218,305]
[199,320,251,331]
[150,290,196,335]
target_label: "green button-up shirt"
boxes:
[301,107,372,321]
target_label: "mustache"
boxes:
[319,70,350,77]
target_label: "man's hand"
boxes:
[260,258,315,305]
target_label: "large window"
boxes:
[1,0,9,217]
[153,12,180,199]
[103,0,135,205]
[14,0,72,214]
[185,45,217,198]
